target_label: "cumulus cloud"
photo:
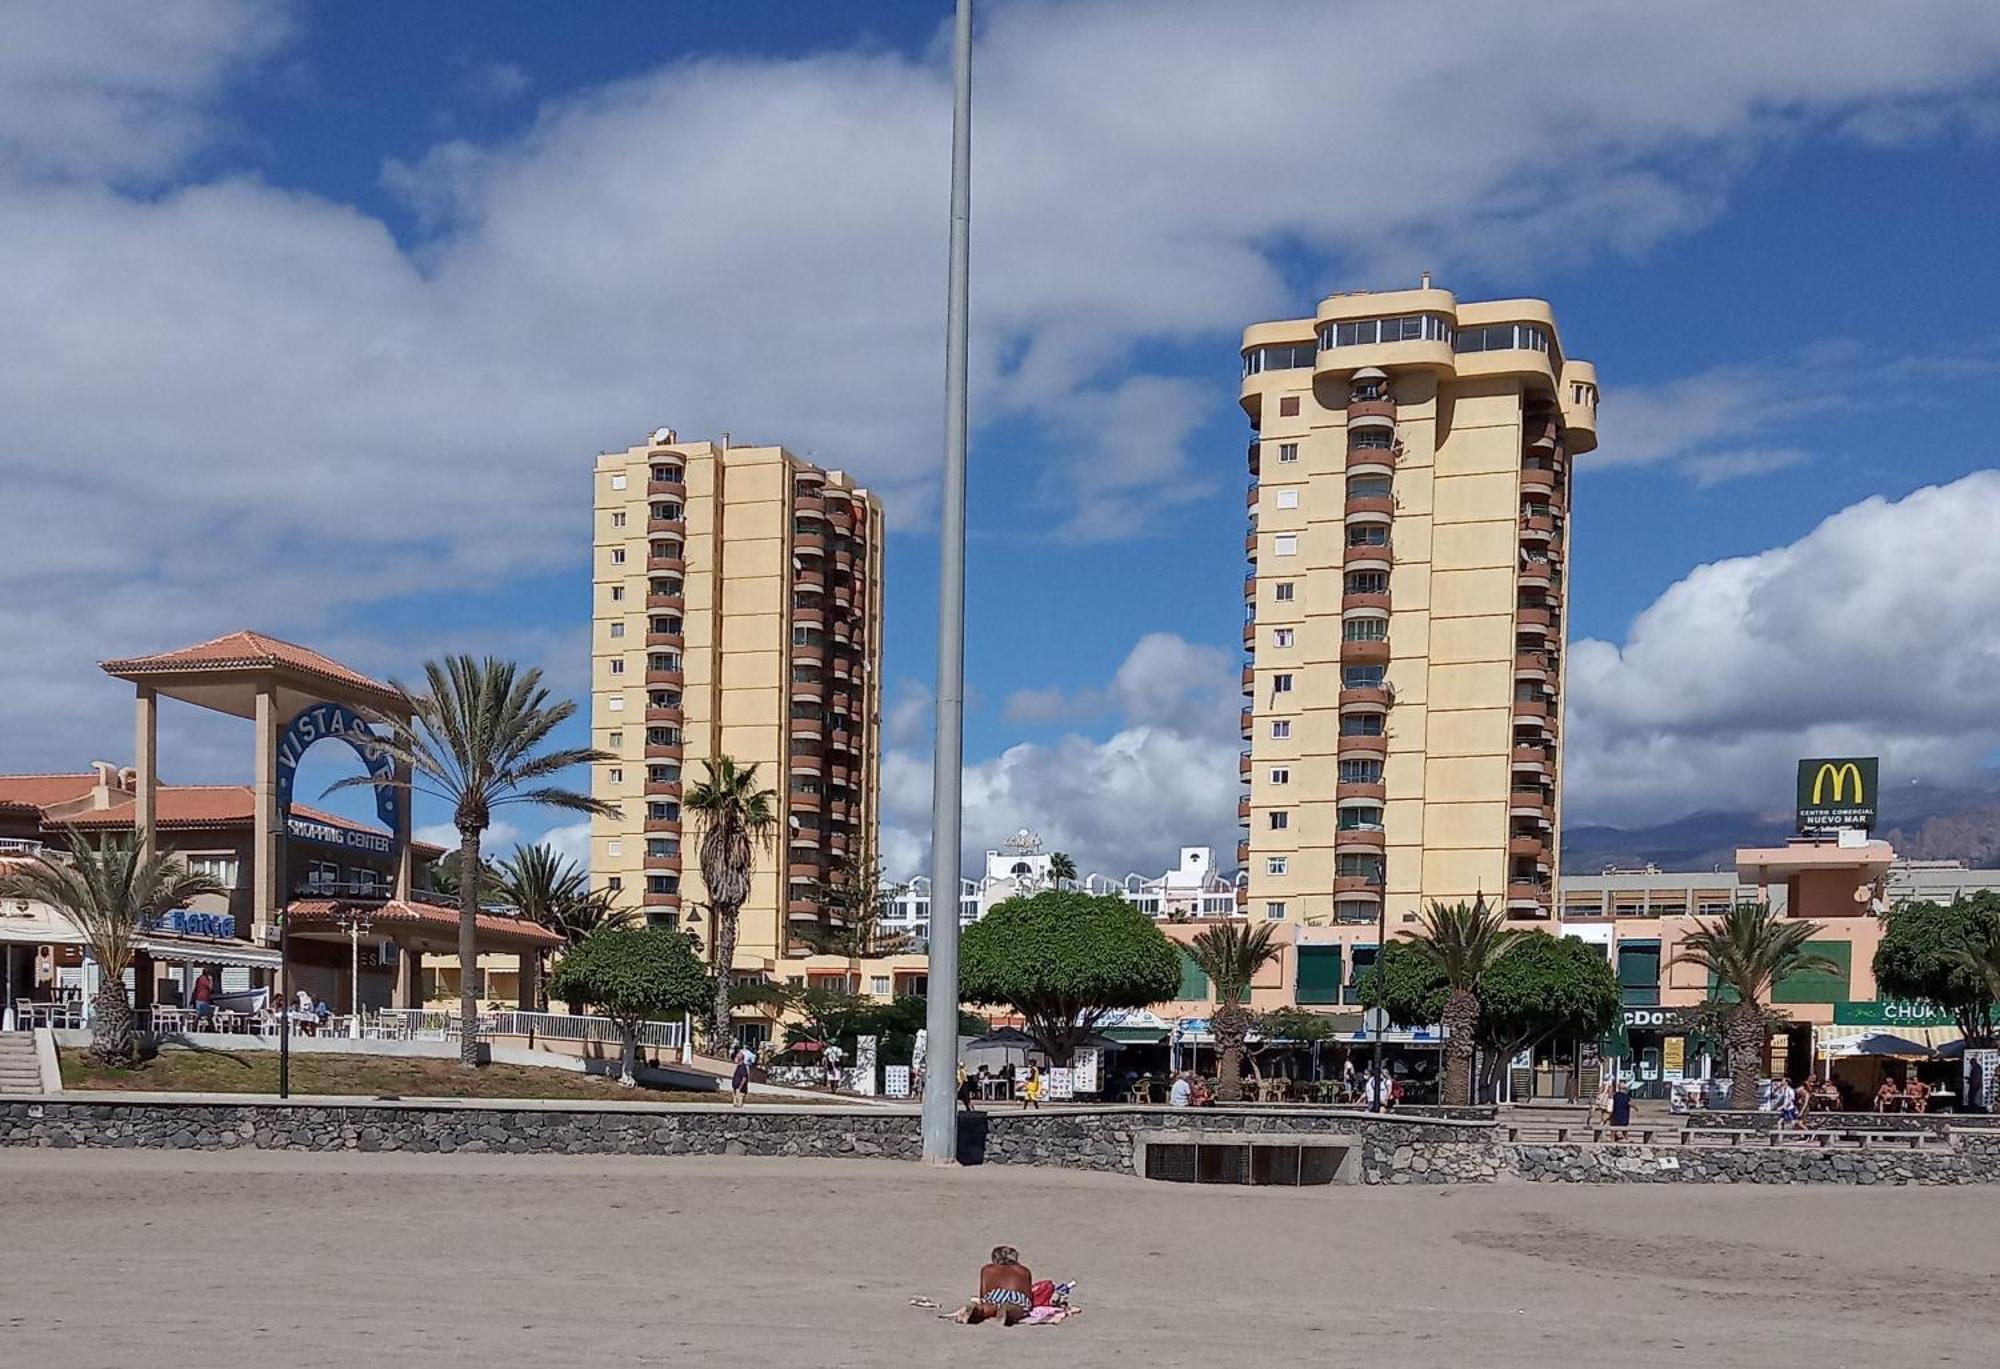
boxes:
[1565,472,2000,824]
[10,0,2000,782]
[885,632,1240,880]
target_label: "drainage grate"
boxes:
[1143,1140,1345,1186]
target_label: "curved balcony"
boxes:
[1338,586,1389,614]
[643,739,681,760]
[1242,621,1256,649]
[1517,606,1553,633]
[793,640,826,665]
[1243,572,1257,601]
[795,492,826,517]
[646,516,687,537]
[1340,684,1392,711]
[1333,875,1385,898]
[1244,530,1258,559]
[642,890,682,912]
[1518,561,1552,590]
[1346,398,1396,424]
[794,604,825,628]
[1239,751,1252,779]
[1236,839,1251,866]
[1246,484,1260,508]
[646,553,686,574]
[644,667,685,689]
[788,860,824,883]
[1521,463,1557,495]
[644,630,683,649]
[1240,706,1253,738]
[647,476,687,497]
[1344,543,1392,569]
[787,899,821,919]
[1336,779,1386,803]
[794,530,827,555]
[645,703,684,725]
[1506,882,1551,909]
[1512,742,1551,773]
[1519,512,1557,542]
[1512,695,1550,722]
[1509,833,1547,860]
[1346,443,1397,476]
[1515,650,1550,679]
[1524,415,1562,450]
[1335,827,1386,855]
[789,751,824,776]
[1345,493,1395,520]
[1337,730,1388,760]
[642,848,680,871]
[789,788,824,816]
[646,590,685,612]
[643,812,682,835]
[789,716,824,740]
[1509,790,1552,820]
[1242,664,1256,695]
[1237,796,1253,824]
[643,774,680,796]
[1340,637,1390,666]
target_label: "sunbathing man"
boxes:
[949,1245,1034,1325]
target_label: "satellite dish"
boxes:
[1362,1007,1390,1034]
[1853,883,1872,904]
[650,427,677,444]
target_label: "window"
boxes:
[1345,570,1389,596]
[1269,812,1289,830]
[1270,720,1291,740]
[1269,767,1290,785]
[610,473,627,491]
[1241,342,1316,376]
[1346,524,1389,547]
[1318,313,1452,348]
[871,976,891,997]
[1266,857,1288,876]
[1349,428,1394,450]
[1272,673,1294,693]
[609,621,625,638]
[606,875,622,892]
[1275,488,1299,509]
[1274,581,1296,602]
[1335,853,1382,879]
[607,839,623,857]
[646,837,679,858]
[607,731,623,747]
[610,548,626,565]
[1338,758,1383,784]
[608,659,625,675]
[1337,806,1383,831]
[1272,628,1294,648]
[607,767,623,784]
[1265,901,1286,921]
[1273,534,1297,556]
[1453,322,1551,354]
[1342,617,1387,642]
[185,855,239,886]
[1340,713,1384,736]
[610,585,624,602]
[1279,396,1300,417]
[1278,442,1299,464]
[1347,474,1391,498]
[611,511,626,528]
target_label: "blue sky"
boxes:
[7,1,2000,877]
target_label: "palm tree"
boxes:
[1405,896,1524,1105]
[0,832,223,1067]
[1186,920,1283,1102]
[683,757,777,1052]
[427,849,501,903]
[496,842,635,1010]
[1956,920,2000,1003]
[1048,851,1078,892]
[1674,903,1836,1110]
[797,845,914,978]
[338,656,615,1065]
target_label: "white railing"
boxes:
[0,838,46,855]
[369,1007,685,1049]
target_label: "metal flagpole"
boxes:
[922,0,973,1167]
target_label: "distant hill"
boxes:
[1562,783,2000,875]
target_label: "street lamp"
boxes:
[336,907,375,1039]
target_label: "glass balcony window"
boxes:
[1241,342,1318,376]
[1319,313,1452,348]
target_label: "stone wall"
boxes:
[1679,1110,2000,1135]
[1513,1131,2000,1186]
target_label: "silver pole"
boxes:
[922,0,973,1166]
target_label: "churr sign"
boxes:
[1796,756,1878,836]
[274,701,400,832]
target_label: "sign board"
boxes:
[1048,1068,1075,1101]
[145,908,237,939]
[275,701,401,832]
[1621,1006,1681,1031]
[1072,1047,1100,1096]
[1833,998,1956,1028]
[1662,1037,1686,1081]
[884,1065,911,1099]
[1796,756,1878,836]
[287,815,393,854]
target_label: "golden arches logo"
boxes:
[1809,762,1865,805]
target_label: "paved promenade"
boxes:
[4,1150,1995,1367]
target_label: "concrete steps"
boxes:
[0,1032,46,1095]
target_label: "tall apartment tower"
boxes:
[590,432,885,978]
[1237,285,1597,947]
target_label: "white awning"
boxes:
[137,935,281,971]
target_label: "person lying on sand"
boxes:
[948,1245,1033,1324]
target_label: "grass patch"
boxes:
[57,1047,752,1103]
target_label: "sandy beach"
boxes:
[3,1150,1996,1368]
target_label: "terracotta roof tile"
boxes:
[286,898,563,949]
[0,773,102,808]
[100,630,397,700]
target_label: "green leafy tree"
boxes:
[1875,894,2000,1044]
[1952,918,2000,1018]
[1473,932,1621,1102]
[683,758,777,1053]
[1673,903,1836,1109]
[1185,920,1283,1101]
[497,842,635,1011]
[959,890,1182,1065]
[545,928,713,1084]
[0,832,224,1067]
[1401,897,1525,1105]
[340,656,614,1065]
[1356,941,1450,1028]
[797,844,914,968]
[1047,852,1078,891]
[1246,1006,1339,1084]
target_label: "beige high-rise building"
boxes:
[590,431,885,987]
[1237,284,1597,967]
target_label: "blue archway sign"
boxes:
[274,701,400,833]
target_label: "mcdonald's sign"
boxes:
[1796,757,1878,835]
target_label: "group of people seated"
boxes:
[1874,1074,1933,1113]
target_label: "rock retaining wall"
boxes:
[1514,1130,2000,1185]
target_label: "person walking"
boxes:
[731,1042,756,1107]
[1020,1065,1044,1110]
[1609,1072,1633,1142]
[191,969,216,1029]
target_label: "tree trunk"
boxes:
[1441,988,1480,1106]
[1213,1003,1248,1102]
[1727,1002,1766,1111]
[618,1024,638,1086]
[708,900,740,1054]
[457,828,482,1067]
[89,976,138,1068]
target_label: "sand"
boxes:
[3,1150,1996,1368]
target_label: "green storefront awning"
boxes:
[1103,1027,1169,1044]
[1832,999,1957,1028]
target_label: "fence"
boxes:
[370,1008,687,1050]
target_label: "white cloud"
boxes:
[536,820,592,868]
[9,0,2000,779]
[885,631,1240,880]
[1566,472,2000,825]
